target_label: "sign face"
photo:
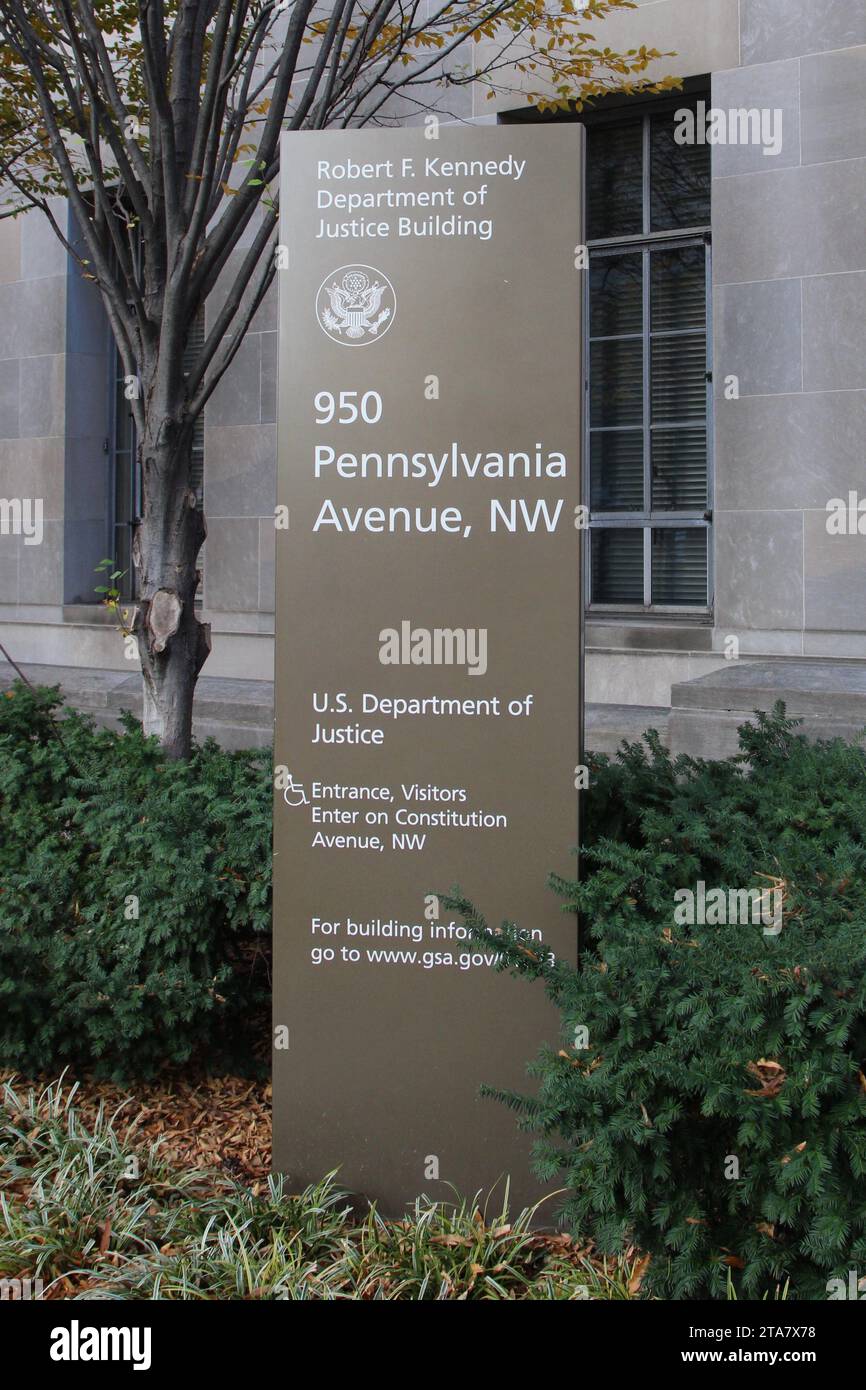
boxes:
[274,123,583,1213]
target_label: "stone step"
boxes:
[103,675,274,729]
[0,662,274,736]
[669,660,866,758]
[584,703,669,754]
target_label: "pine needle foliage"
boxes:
[444,707,866,1299]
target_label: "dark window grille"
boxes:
[585,96,713,611]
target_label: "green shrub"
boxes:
[447,708,866,1299]
[0,682,271,1076]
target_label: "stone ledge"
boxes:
[586,619,714,653]
[669,660,866,759]
[671,660,866,719]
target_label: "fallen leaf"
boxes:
[628,1254,651,1295]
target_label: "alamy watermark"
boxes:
[379,620,488,676]
[0,497,43,545]
[674,879,783,935]
[1,1275,44,1300]
[826,492,866,535]
[827,1270,866,1300]
[674,101,783,158]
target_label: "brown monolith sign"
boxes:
[274,123,583,1213]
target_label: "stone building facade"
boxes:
[1,0,865,753]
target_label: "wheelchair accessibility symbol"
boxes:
[283,774,309,807]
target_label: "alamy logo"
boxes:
[379,621,488,676]
[826,492,866,535]
[674,101,783,157]
[50,1320,151,1371]
[317,264,395,345]
[0,496,43,545]
[674,880,783,935]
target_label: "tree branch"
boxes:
[186,200,277,405]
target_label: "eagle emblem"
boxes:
[316,265,396,346]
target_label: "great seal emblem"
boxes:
[315,264,396,346]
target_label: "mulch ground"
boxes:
[2,1069,650,1296]
[2,1071,272,1185]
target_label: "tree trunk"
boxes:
[133,423,211,760]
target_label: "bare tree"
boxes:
[0,0,674,756]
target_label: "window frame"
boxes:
[583,101,714,616]
[109,357,141,600]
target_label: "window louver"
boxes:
[585,97,712,610]
[183,311,206,505]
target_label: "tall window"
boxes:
[111,357,139,595]
[586,96,712,611]
[111,313,205,598]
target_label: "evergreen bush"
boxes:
[6,681,866,1297]
[0,683,271,1076]
[447,708,866,1299]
